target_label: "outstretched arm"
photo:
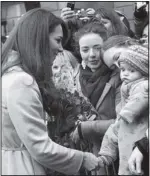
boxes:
[7,74,84,175]
[98,122,119,166]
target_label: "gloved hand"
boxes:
[82,152,99,171]
[61,7,75,22]
[128,147,144,175]
[97,156,105,167]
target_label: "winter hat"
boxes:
[118,45,148,76]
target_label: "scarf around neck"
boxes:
[79,63,112,107]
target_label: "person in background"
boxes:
[134,1,149,46]
[60,6,133,56]
[94,7,129,36]
[60,7,95,59]
[128,128,149,176]
[98,45,148,175]
[115,10,135,38]
[2,8,99,175]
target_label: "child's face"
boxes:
[120,62,143,84]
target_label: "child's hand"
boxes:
[82,152,99,171]
[128,147,144,175]
[97,157,105,168]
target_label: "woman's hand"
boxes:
[97,157,105,168]
[82,152,99,171]
[86,8,95,15]
[128,147,144,175]
[61,7,75,22]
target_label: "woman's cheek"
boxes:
[81,52,88,61]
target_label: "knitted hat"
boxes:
[118,45,148,76]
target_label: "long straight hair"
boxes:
[2,8,69,115]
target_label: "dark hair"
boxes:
[103,35,139,51]
[1,36,7,44]
[64,18,87,52]
[95,7,129,36]
[74,22,108,62]
[2,8,68,116]
[115,10,135,38]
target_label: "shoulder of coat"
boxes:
[3,68,37,90]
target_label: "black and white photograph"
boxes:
[1,1,149,175]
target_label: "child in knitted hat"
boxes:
[97,45,148,175]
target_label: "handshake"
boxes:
[82,152,105,172]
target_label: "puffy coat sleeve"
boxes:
[119,81,148,123]
[81,119,115,141]
[7,74,83,175]
[98,122,119,161]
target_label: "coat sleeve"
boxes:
[98,122,119,162]
[119,81,148,123]
[7,74,83,175]
[81,119,115,141]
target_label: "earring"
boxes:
[81,60,86,69]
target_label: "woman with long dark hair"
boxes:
[94,7,129,36]
[2,8,98,175]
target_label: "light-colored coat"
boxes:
[99,78,148,175]
[2,66,83,175]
